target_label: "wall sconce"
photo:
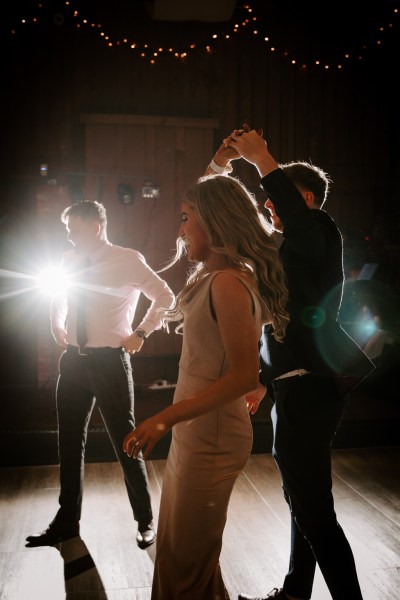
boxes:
[142,183,160,199]
[117,184,135,205]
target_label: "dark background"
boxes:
[1,0,399,463]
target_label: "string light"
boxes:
[6,0,400,71]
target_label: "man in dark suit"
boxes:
[210,129,375,600]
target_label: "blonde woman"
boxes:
[124,174,289,600]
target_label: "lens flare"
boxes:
[35,267,69,297]
[301,306,326,329]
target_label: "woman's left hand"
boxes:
[123,417,171,460]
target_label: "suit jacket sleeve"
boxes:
[260,168,375,381]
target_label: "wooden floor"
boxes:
[0,447,399,600]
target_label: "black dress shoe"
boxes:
[238,588,288,600]
[26,519,80,547]
[136,521,156,549]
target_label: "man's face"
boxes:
[264,189,311,233]
[65,216,101,253]
[264,198,283,233]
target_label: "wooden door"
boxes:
[81,113,219,360]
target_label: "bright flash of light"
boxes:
[358,317,377,339]
[35,267,70,297]
[0,268,40,301]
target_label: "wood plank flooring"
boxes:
[0,447,399,599]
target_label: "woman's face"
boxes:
[179,202,210,263]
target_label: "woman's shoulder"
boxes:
[209,268,253,282]
[209,270,264,303]
[210,270,272,325]
[208,269,256,292]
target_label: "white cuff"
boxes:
[209,158,233,174]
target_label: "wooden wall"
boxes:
[1,2,399,393]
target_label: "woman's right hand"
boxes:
[245,382,267,414]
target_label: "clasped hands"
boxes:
[212,122,264,169]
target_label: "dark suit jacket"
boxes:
[259,168,374,386]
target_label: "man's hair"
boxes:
[61,200,107,227]
[279,161,331,207]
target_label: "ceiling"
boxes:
[141,0,398,63]
[3,0,398,67]
[143,0,237,22]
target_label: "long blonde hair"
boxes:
[161,174,289,341]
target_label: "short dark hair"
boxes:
[280,161,331,207]
[61,200,107,227]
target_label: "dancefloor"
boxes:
[0,446,399,599]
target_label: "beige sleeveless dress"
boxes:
[151,270,269,600]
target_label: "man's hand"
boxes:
[214,141,241,165]
[213,124,254,166]
[122,333,144,354]
[224,126,277,178]
[204,141,239,176]
[204,124,255,175]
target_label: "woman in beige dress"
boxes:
[124,174,289,599]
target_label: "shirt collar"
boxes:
[87,240,112,263]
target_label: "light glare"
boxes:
[36,267,69,297]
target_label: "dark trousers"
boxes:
[271,373,363,600]
[55,346,153,526]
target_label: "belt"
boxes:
[274,369,309,381]
[67,345,124,357]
